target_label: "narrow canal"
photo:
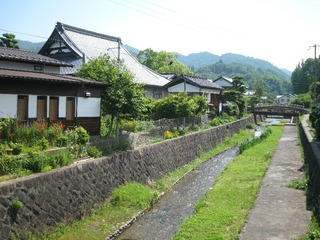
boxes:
[115,148,239,240]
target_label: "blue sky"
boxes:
[1,0,320,71]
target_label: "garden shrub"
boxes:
[75,126,90,145]
[87,146,102,158]
[10,142,22,155]
[120,120,137,132]
[164,130,174,139]
[24,152,48,173]
[0,155,24,175]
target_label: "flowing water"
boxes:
[115,148,239,240]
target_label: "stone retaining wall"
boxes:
[298,116,320,222]
[0,117,254,239]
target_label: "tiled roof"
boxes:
[0,47,73,67]
[0,68,108,87]
[166,75,223,90]
[40,22,170,87]
[213,76,233,83]
[184,75,223,89]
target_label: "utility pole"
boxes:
[310,44,320,103]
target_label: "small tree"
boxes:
[137,48,194,75]
[151,92,207,120]
[0,33,19,49]
[76,55,147,137]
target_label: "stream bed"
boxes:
[116,148,239,240]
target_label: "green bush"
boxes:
[38,137,49,150]
[75,126,90,145]
[10,198,24,215]
[24,152,48,173]
[0,155,24,175]
[87,146,102,158]
[120,120,137,132]
[11,143,22,155]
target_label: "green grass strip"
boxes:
[174,126,284,240]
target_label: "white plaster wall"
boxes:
[0,60,60,73]
[59,97,67,118]
[77,97,101,117]
[168,83,199,93]
[0,94,17,118]
[28,95,37,118]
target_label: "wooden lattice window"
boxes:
[66,97,75,121]
[17,95,28,121]
[37,96,47,120]
[49,97,59,121]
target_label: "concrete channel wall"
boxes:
[0,117,255,239]
[298,116,320,222]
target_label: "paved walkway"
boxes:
[239,123,312,240]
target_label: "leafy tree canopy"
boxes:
[151,92,207,120]
[291,58,320,96]
[137,48,194,75]
[196,61,291,99]
[0,33,19,49]
[76,55,147,136]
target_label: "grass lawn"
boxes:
[173,125,283,239]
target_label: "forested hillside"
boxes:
[196,60,291,98]
[17,40,44,53]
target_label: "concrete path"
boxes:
[239,123,312,240]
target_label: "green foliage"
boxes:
[0,33,19,48]
[152,92,207,120]
[10,198,24,215]
[239,128,272,153]
[291,93,312,108]
[291,58,320,94]
[120,119,137,132]
[110,182,157,209]
[38,137,49,150]
[11,143,22,155]
[137,48,194,75]
[86,146,102,158]
[196,60,291,98]
[164,130,179,139]
[288,176,308,191]
[76,54,147,137]
[309,106,320,140]
[0,155,24,175]
[75,126,89,145]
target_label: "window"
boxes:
[34,65,43,72]
[17,95,28,121]
[153,90,162,99]
[37,96,47,120]
[66,97,75,121]
[49,97,59,121]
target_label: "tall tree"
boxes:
[0,33,19,48]
[253,78,266,98]
[137,48,194,75]
[76,55,146,137]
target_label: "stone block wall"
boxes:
[298,117,320,222]
[0,117,254,239]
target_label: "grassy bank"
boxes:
[174,125,283,239]
[38,129,254,240]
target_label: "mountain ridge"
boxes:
[17,40,291,77]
